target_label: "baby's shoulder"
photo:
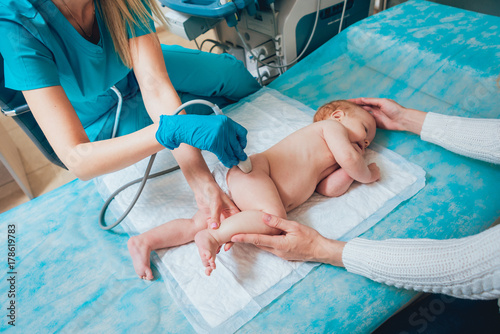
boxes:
[312,119,347,136]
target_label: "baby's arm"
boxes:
[316,168,354,197]
[321,121,380,184]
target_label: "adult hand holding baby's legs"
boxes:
[194,180,240,230]
[231,213,346,267]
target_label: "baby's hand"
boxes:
[368,163,381,183]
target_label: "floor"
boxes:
[0,26,216,214]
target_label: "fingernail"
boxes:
[211,223,218,229]
[263,214,271,222]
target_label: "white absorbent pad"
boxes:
[94,88,426,333]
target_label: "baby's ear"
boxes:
[330,109,345,121]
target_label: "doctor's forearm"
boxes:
[171,144,217,194]
[66,124,163,180]
[141,83,183,122]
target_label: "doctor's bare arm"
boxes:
[20,32,203,181]
[129,33,240,225]
[22,85,163,180]
[129,33,215,191]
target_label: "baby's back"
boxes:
[260,122,339,211]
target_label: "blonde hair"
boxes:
[97,0,168,68]
[313,100,360,122]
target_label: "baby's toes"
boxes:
[201,250,212,267]
[209,257,216,270]
[143,268,154,280]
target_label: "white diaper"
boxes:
[211,163,231,199]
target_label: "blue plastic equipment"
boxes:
[160,0,257,26]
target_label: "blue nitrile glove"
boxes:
[156,114,248,168]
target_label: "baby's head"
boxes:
[314,100,376,152]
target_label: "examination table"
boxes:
[1,0,499,332]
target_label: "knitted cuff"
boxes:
[342,238,376,278]
[420,112,443,143]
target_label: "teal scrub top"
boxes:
[0,0,155,141]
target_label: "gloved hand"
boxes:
[156,114,248,168]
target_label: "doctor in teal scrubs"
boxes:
[0,0,260,227]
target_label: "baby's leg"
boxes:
[315,168,354,197]
[194,210,282,275]
[128,211,207,280]
[194,155,286,275]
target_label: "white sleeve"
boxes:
[420,112,500,164]
[342,225,500,300]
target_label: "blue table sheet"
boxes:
[1,0,499,332]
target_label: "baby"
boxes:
[128,100,380,279]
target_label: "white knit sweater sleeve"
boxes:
[420,112,500,164]
[342,225,500,300]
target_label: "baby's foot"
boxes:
[127,236,154,280]
[194,230,220,276]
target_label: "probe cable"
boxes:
[338,0,348,34]
[98,154,179,230]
